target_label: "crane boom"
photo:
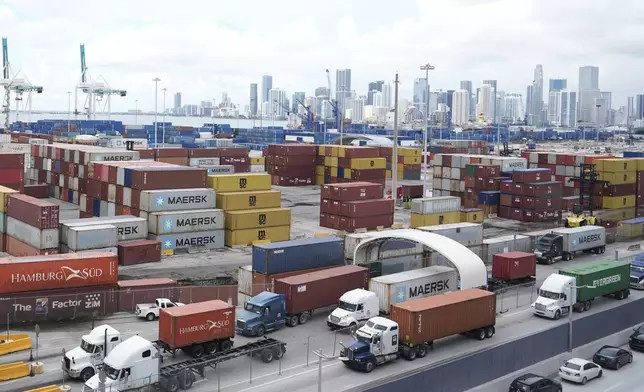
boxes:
[295,97,314,130]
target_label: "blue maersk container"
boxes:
[252,237,345,275]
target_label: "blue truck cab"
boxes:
[236,291,286,336]
[630,258,644,290]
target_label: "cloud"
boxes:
[0,0,642,111]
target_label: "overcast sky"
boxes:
[1,0,643,112]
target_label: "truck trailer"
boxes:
[487,252,536,291]
[339,288,496,372]
[532,260,630,319]
[533,226,606,264]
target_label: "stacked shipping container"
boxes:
[378,146,422,181]
[410,196,461,228]
[249,157,265,173]
[186,147,250,175]
[319,182,393,231]
[265,144,316,186]
[498,168,563,222]
[0,152,25,192]
[462,163,504,217]
[317,145,388,185]
[0,186,19,252]
[5,194,60,256]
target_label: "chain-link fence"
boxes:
[493,281,537,315]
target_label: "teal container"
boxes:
[0,211,5,233]
[559,260,630,302]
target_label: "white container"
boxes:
[0,143,31,153]
[250,165,265,173]
[369,266,458,314]
[107,138,148,149]
[417,222,483,246]
[481,234,531,264]
[6,217,59,249]
[63,245,118,254]
[491,157,528,172]
[60,216,148,243]
[149,229,225,251]
[67,224,118,251]
[238,265,253,296]
[411,196,461,215]
[552,226,606,253]
[148,209,225,235]
[380,254,423,275]
[45,198,80,221]
[83,151,140,164]
[432,178,441,190]
[189,157,220,166]
[139,188,216,212]
[433,166,442,178]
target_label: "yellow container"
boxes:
[207,173,271,192]
[602,195,636,209]
[598,171,636,185]
[386,170,392,179]
[329,167,338,177]
[315,175,325,185]
[347,158,386,170]
[216,190,282,211]
[318,145,328,156]
[324,157,338,167]
[636,158,644,172]
[461,210,484,223]
[250,157,265,165]
[225,208,291,230]
[410,211,460,228]
[400,156,421,165]
[0,186,18,213]
[599,158,637,173]
[398,147,421,157]
[225,225,291,246]
[617,221,644,238]
[315,165,325,176]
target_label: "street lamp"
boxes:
[568,283,596,352]
[152,77,161,147]
[420,63,435,197]
[162,88,167,147]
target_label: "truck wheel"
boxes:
[569,253,575,260]
[298,312,310,325]
[584,301,592,311]
[273,345,285,359]
[364,360,375,373]
[349,322,358,334]
[547,257,553,265]
[146,313,156,321]
[166,376,179,392]
[554,310,561,320]
[417,344,428,358]
[80,367,95,382]
[219,340,232,352]
[600,246,605,254]
[406,347,417,361]
[204,341,217,354]
[287,316,298,327]
[261,348,274,363]
[617,290,626,300]
[485,327,495,338]
[476,329,486,341]
[562,253,569,261]
[191,344,205,358]
[255,325,266,336]
[179,371,195,389]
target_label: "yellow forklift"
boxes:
[565,163,609,228]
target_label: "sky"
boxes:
[1,0,644,112]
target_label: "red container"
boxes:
[339,146,379,159]
[321,182,384,201]
[521,181,562,197]
[511,195,523,208]
[319,213,329,227]
[218,147,248,157]
[0,152,24,169]
[22,184,50,199]
[7,194,59,229]
[0,284,118,325]
[338,214,394,230]
[472,164,500,177]
[266,165,316,177]
[271,175,314,186]
[347,169,387,181]
[117,278,177,312]
[511,169,552,183]
[562,196,577,210]
[220,156,249,165]
[492,252,536,280]
[138,149,155,159]
[189,148,220,158]
[464,176,476,189]
[320,199,340,214]
[267,155,316,166]
[521,209,561,222]
[274,265,369,315]
[339,198,394,218]
[378,146,393,157]
[250,266,336,296]
[0,252,118,294]
[130,167,207,190]
[594,183,636,197]
[159,300,235,349]
[268,144,318,156]
[154,148,188,158]
[118,240,162,266]
[500,194,513,207]
[401,184,423,198]
[522,196,561,210]
[4,236,58,257]
[0,168,24,183]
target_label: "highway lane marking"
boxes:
[227,361,342,391]
[605,382,624,392]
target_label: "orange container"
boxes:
[4,235,58,257]
[0,252,118,294]
[159,300,235,349]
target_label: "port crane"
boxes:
[294,98,314,130]
[74,43,127,120]
[273,99,307,129]
[0,37,43,131]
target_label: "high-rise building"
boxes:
[335,69,352,114]
[268,88,287,119]
[578,66,600,123]
[372,92,383,108]
[174,92,182,113]
[592,97,607,126]
[352,96,366,123]
[600,91,612,125]
[413,78,428,107]
[483,80,497,90]
[476,84,493,120]
[452,90,470,126]
[314,87,330,119]
[525,85,533,122]
[460,80,474,117]
[559,91,577,127]
[549,79,567,92]
[579,66,600,90]
[249,84,258,115]
[636,95,644,120]
[367,81,384,104]
[262,75,273,104]
[503,93,523,123]
[548,91,561,125]
[381,84,392,109]
[292,92,305,112]
[627,96,635,121]
[530,65,544,126]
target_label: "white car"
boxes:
[558,357,603,384]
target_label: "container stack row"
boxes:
[264,144,316,186]
[378,146,422,181]
[498,168,563,222]
[317,145,388,186]
[208,173,291,247]
[0,152,25,192]
[410,196,461,228]
[4,194,60,256]
[319,182,394,231]
[462,163,504,217]
[430,140,490,155]
[249,157,265,173]
[159,147,250,174]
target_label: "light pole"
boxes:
[392,72,400,204]
[135,100,138,125]
[162,88,167,147]
[568,283,595,352]
[152,77,161,147]
[420,63,435,197]
[66,91,71,133]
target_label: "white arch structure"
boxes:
[352,229,487,289]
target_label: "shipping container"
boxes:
[238,265,339,296]
[416,222,483,246]
[138,188,216,212]
[559,260,631,302]
[149,230,225,251]
[82,151,140,164]
[617,217,644,238]
[22,184,49,199]
[66,224,118,251]
[7,194,59,230]
[337,214,394,231]
[148,209,224,235]
[274,265,369,315]
[0,252,118,294]
[60,216,147,243]
[225,208,291,230]
[390,288,496,346]
[45,198,80,221]
[189,157,220,166]
[216,190,282,211]
[480,235,531,264]
[4,235,58,257]
[511,168,552,183]
[491,252,536,280]
[204,165,235,175]
[174,279,238,306]
[320,182,384,201]
[551,226,606,253]
[369,266,458,314]
[207,173,271,193]
[0,185,19,212]
[129,167,207,190]
[338,199,394,218]
[224,225,290,247]
[117,239,162,266]
[117,278,176,313]
[252,236,344,275]
[159,300,235,350]
[410,211,460,228]
[0,284,118,325]
[6,216,59,249]
[411,197,461,215]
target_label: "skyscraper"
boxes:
[560,91,577,127]
[636,95,644,120]
[530,65,544,126]
[503,93,524,123]
[525,85,533,122]
[174,92,182,113]
[460,81,474,117]
[381,84,392,109]
[627,96,635,121]
[268,88,287,119]
[335,69,352,114]
[548,91,560,125]
[413,78,428,113]
[262,75,273,104]
[367,80,384,104]
[482,80,497,90]
[314,87,330,119]
[476,84,493,120]
[600,91,612,125]
[353,96,366,123]
[249,84,258,115]
[549,79,567,92]
[452,90,470,126]
[578,66,600,123]
[292,92,305,112]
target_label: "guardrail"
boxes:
[0,361,30,381]
[0,334,33,355]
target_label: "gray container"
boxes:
[379,254,424,276]
[480,234,531,264]
[552,226,606,253]
[66,224,118,251]
[6,216,59,249]
[45,198,80,221]
[148,209,225,235]
[429,244,482,266]
[139,188,216,212]
[523,228,558,251]
[61,244,118,254]
[60,216,148,243]
[148,229,225,251]
[83,151,140,164]
[411,196,461,215]
[189,157,220,166]
[204,165,235,175]
[417,223,483,246]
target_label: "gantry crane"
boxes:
[273,99,306,128]
[294,97,314,130]
[325,69,342,132]
[0,37,43,131]
[75,43,126,120]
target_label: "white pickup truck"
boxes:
[135,298,184,321]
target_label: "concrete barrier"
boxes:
[25,386,63,392]
[0,333,33,355]
[467,326,634,392]
[0,361,30,381]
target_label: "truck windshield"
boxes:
[536,238,552,251]
[80,339,99,353]
[365,321,387,331]
[103,364,120,380]
[244,303,263,314]
[632,266,644,273]
[538,289,561,300]
[338,300,357,312]
[356,334,372,344]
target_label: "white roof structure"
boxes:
[104,335,155,369]
[352,229,487,289]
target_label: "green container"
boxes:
[0,211,4,233]
[465,164,477,177]
[559,260,630,302]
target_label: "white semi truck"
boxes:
[62,325,122,382]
